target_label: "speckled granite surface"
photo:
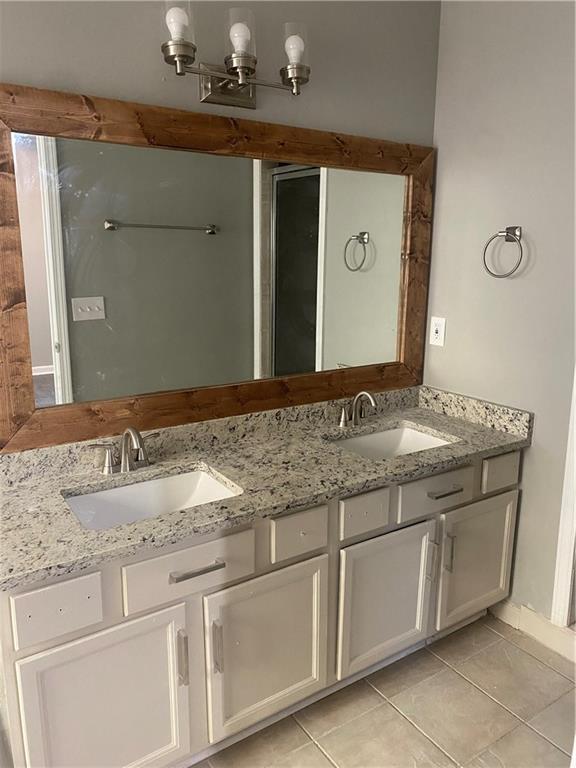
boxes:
[0,387,532,591]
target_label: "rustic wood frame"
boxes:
[0,83,435,452]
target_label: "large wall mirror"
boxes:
[13,134,406,408]
[0,84,434,451]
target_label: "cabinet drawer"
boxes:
[482,452,520,494]
[397,466,474,523]
[339,488,390,541]
[270,506,328,564]
[122,529,255,615]
[10,572,103,651]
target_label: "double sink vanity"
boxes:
[0,83,533,768]
[0,385,532,768]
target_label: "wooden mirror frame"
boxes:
[0,83,435,452]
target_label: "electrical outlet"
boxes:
[72,297,106,322]
[429,316,446,347]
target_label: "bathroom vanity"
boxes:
[0,386,532,768]
[0,83,532,768]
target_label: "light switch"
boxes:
[72,297,106,322]
[429,316,446,347]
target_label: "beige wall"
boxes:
[426,1,575,618]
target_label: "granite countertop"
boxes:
[0,386,533,591]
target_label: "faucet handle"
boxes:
[339,405,352,429]
[134,442,150,465]
[359,399,377,420]
[88,443,120,475]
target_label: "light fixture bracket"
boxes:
[198,63,257,109]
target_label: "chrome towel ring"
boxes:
[344,231,370,272]
[483,226,523,278]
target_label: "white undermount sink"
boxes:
[66,470,241,530]
[337,426,450,460]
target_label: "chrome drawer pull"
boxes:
[169,559,226,584]
[212,620,224,674]
[176,629,189,686]
[427,485,464,501]
[445,533,457,572]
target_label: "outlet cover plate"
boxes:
[429,316,446,347]
[72,297,106,322]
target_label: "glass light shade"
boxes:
[227,7,256,57]
[163,1,194,43]
[283,22,308,67]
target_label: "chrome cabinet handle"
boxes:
[169,559,226,584]
[427,485,464,501]
[425,540,438,581]
[176,629,189,686]
[212,620,224,674]
[445,533,457,572]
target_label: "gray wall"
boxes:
[426,1,575,618]
[0,2,440,145]
[57,139,253,401]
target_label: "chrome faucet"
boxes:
[120,427,151,473]
[89,427,153,474]
[339,391,377,428]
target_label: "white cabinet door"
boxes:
[16,604,191,768]
[204,555,328,742]
[337,521,436,680]
[436,490,518,631]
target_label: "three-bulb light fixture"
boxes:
[162,3,310,109]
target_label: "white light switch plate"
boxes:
[72,297,106,321]
[429,316,446,346]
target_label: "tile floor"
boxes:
[201,617,575,768]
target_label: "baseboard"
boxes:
[490,600,576,662]
[32,365,54,376]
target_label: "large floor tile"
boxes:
[466,724,570,768]
[482,615,521,640]
[294,680,382,739]
[528,690,575,754]
[367,648,447,698]
[318,702,454,767]
[457,641,574,720]
[210,717,311,768]
[392,667,518,765]
[274,742,334,767]
[430,622,502,666]
[485,616,576,682]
